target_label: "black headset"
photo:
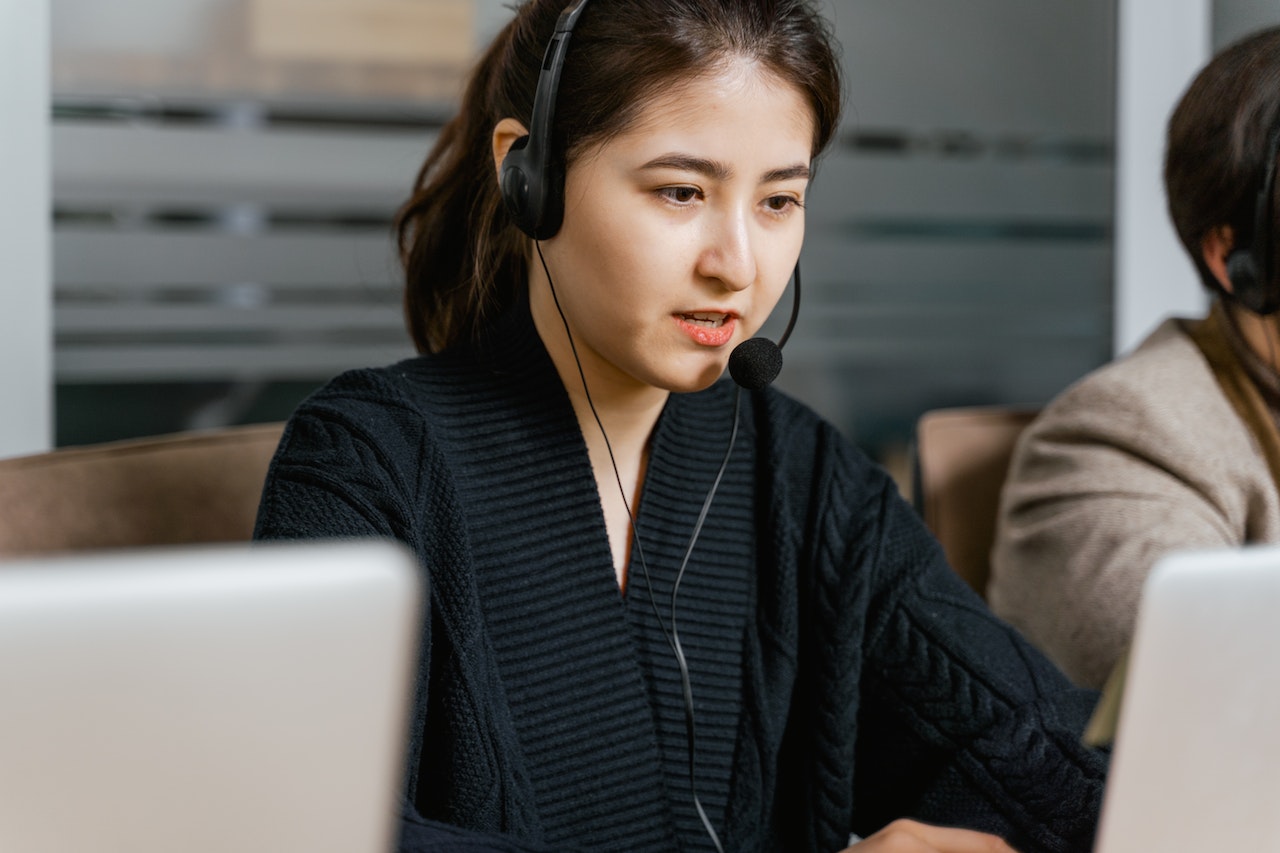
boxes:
[499,0,593,240]
[1226,124,1280,316]
[497,0,798,391]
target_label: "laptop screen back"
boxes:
[0,538,421,853]
[1094,544,1280,852]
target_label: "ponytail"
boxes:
[393,13,544,353]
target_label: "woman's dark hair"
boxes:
[1165,25,1280,294]
[394,0,844,353]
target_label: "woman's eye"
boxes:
[659,186,700,204]
[765,195,801,213]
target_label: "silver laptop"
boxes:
[1094,544,1280,852]
[0,538,422,853]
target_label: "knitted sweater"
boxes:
[254,303,1107,853]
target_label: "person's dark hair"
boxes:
[1165,25,1280,295]
[394,0,844,353]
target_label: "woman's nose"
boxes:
[696,211,757,291]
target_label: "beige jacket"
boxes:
[988,317,1280,689]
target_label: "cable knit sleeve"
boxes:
[253,371,431,547]
[253,371,573,853]
[820,439,1108,853]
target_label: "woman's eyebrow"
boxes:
[639,154,810,185]
[639,154,730,180]
[762,164,811,183]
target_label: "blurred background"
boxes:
[4,0,1280,475]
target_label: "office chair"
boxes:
[0,422,284,559]
[913,405,1039,596]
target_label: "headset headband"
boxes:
[499,0,593,240]
[1226,123,1280,315]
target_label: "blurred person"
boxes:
[989,26,1280,690]
[254,1,1108,850]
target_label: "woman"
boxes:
[989,26,1280,692]
[254,1,1107,850]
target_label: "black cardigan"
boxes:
[254,303,1108,852]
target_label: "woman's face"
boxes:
[529,58,815,396]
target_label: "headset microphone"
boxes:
[728,339,782,391]
[728,261,802,390]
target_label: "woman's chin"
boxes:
[659,362,729,395]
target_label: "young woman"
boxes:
[254,1,1108,850]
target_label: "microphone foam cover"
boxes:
[728,337,783,390]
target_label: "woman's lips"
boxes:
[674,312,736,347]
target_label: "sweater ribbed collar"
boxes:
[438,294,753,849]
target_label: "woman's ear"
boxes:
[492,118,530,180]
[1201,225,1237,293]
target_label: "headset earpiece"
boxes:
[500,135,541,237]
[498,0,592,240]
[1227,248,1270,314]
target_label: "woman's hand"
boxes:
[842,819,1020,852]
